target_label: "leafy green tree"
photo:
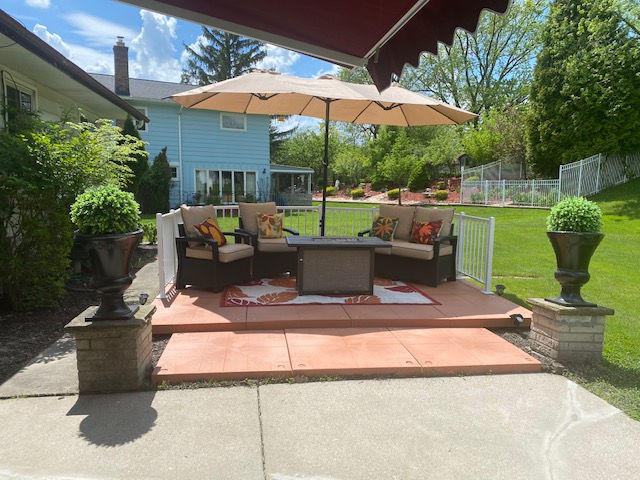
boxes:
[121,116,148,196]
[332,146,371,187]
[527,0,640,176]
[269,120,297,162]
[182,28,266,85]
[336,67,380,142]
[402,0,544,114]
[138,147,173,214]
[379,131,417,204]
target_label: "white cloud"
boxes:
[64,12,138,47]
[32,24,113,74]
[25,0,50,8]
[129,10,182,82]
[314,63,340,78]
[274,115,320,133]
[255,45,300,74]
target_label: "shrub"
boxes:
[471,192,484,204]
[138,147,172,214]
[142,223,158,244]
[434,190,449,201]
[408,160,430,191]
[350,188,364,199]
[71,185,141,235]
[465,175,480,182]
[437,181,446,190]
[325,186,336,196]
[121,116,148,196]
[546,196,602,233]
[387,188,400,200]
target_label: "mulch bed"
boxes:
[0,245,157,385]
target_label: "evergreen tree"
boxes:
[138,147,172,214]
[121,116,148,196]
[181,28,266,85]
[527,0,640,177]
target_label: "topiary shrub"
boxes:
[434,190,449,201]
[350,188,364,199]
[546,196,602,233]
[325,186,336,196]
[71,184,141,235]
[387,188,399,200]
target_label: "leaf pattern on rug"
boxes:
[256,291,299,304]
[226,286,248,298]
[344,295,382,304]
[385,285,416,293]
[373,277,396,287]
[226,298,261,306]
[268,277,297,288]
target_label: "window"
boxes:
[220,112,246,131]
[134,107,148,132]
[4,79,36,125]
[194,169,257,203]
[170,164,180,182]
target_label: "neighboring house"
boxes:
[0,10,146,129]
[91,39,283,208]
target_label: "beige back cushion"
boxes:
[239,202,276,234]
[180,204,218,237]
[379,205,416,241]
[414,207,455,237]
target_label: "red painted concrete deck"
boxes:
[152,327,541,383]
[152,280,532,334]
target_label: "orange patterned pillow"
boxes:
[193,217,227,246]
[411,220,442,245]
[257,213,284,238]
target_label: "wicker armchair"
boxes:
[235,202,299,278]
[175,205,253,291]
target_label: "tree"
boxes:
[402,0,544,114]
[379,130,417,204]
[182,28,266,85]
[138,147,172,214]
[332,146,371,186]
[336,67,380,142]
[121,116,148,196]
[527,0,640,176]
[269,120,296,162]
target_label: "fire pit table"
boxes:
[285,236,391,295]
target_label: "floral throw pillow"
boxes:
[193,217,227,246]
[411,220,443,245]
[257,213,284,239]
[370,215,399,241]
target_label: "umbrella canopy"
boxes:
[171,71,475,234]
[121,0,510,90]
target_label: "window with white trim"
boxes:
[3,75,36,125]
[194,169,257,203]
[170,164,180,182]
[220,112,246,131]
[134,107,148,132]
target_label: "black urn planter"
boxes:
[546,231,603,307]
[76,229,143,320]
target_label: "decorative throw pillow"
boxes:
[257,213,284,239]
[370,215,399,241]
[193,217,227,246]
[411,220,443,245]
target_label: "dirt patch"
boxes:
[0,245,157,384]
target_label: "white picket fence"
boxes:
[461,152,640,207]
[156,206,496,297]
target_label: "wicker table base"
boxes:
[285,236,390,295]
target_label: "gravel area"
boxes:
[490,327,565,374]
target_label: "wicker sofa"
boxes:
[358,205,457,287]
[235,202,299,278]
[175,205,254,291]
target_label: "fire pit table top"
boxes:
[286,236,391,249]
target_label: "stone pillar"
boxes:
[65,304,155,393]
[527,298,614,364]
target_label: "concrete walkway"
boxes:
[0,374,639,479]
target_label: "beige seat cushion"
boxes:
[180,204,218,237]
[239,202,276,234]
[390,240,453,261]
[375,246,392,255]
[185,243,254,263]
[257,237,296,253]
[414,207,455,237]
[379,205,416,241]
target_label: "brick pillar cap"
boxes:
[527,298,614,316]
[65,304,156,332]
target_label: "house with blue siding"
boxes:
[91,38,286,208]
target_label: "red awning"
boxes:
[122,0,510,89]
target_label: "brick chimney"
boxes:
[113,36,130,96]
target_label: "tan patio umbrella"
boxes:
[171,70,475,234]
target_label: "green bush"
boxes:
[465,175,480,182]
[434,190,449,201]
[325,186,336,196]
[471,192,484,204]
[546,196,602,233]
[437,181,446,190]
[142,223,158,244]
[138,147,172,214]
[387,188,400,200]
[71,185,141,235]
[350,188,364,199]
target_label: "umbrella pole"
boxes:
[320,99,330,236]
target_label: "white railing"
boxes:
[156,206,496,296]
[559,152,640,197]
[461,179,560,207]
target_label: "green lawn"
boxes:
[147,186,640,419]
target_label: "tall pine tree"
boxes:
[527,0,640,177]
[181,28,266,85]
[121,116,148,196]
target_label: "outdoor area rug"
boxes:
[220,277,440,306]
